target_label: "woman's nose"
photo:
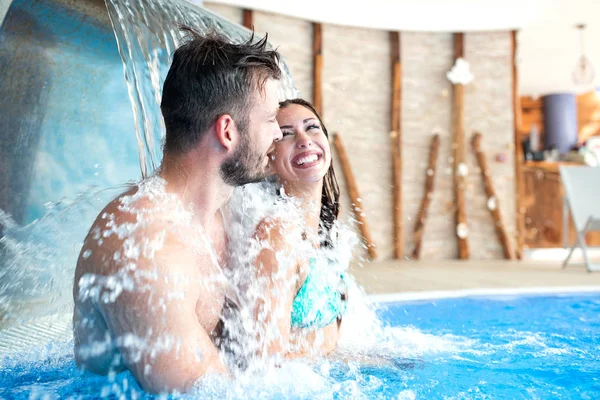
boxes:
[296,131,312,148]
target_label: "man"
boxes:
[72,27,283,394]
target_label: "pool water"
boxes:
[2,293,600,399]
[376,293,600,399]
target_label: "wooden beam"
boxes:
[454,32,464,62]
[312,23,323,116]
[452,32,470,259]
[472,133,516,260]
[511,30,524,259]
[390,31,403,259]
[333,133,377,260]
[242,9,253,30]
[412,134,440,259]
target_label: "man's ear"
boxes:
[214,114,238,152]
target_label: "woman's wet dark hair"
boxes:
[278,98,340,248]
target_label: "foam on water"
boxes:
[1,326,475,399]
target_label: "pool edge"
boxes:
[368,285,600,303]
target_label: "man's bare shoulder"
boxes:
[75,184,199,286]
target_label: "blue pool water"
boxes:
[2,293,600,399]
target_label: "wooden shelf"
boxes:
[523,161,584,174]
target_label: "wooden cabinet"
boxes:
[522,162,600,248]
[518,92,600,251]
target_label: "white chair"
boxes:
[560,165,600,272]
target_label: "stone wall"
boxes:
[204,2,516,261]
[401,32,456,260]
[321,24,392,261]
[463,32,516,259]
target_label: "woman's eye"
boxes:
[306,124,321,131]
[281,131,294,137]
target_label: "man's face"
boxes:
[220,78,282,186]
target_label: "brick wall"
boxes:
[321,24,392,261]
[204,2,516,261]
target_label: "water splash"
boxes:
[0,184,132,327]
[0,0,427,396]
[1,0,298,336]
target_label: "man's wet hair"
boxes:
[161,26,282,154]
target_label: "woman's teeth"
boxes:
[295,154,319,166]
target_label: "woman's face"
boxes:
[271,104,332,185]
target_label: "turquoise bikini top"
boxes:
[290,257,348,330]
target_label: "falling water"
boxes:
[104,0,298,178]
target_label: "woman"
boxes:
[251,98,349,360]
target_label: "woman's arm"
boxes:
[252,218,300,358]
[286,320,341,359]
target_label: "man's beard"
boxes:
[220,132,268,187]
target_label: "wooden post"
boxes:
[242,9,253,30]
[312,23,323,117]
[333,133,377,260]
[412,134,440,259]
[472,133,516,260]
[452,32,470,259]
[390,31,403,259]
[511,30,524,259]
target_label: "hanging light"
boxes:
[572,24,595,86]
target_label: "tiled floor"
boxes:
[350,260,600,295]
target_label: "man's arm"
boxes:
[98,238,228,394]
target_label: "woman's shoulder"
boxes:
[254,215,302,245]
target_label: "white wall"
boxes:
[517,0,600,96]
[205,0,600,96]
